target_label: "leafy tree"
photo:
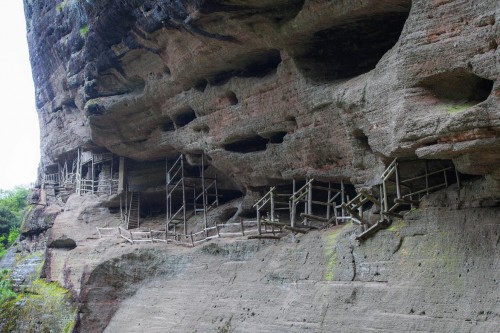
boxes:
[0,186,28,235]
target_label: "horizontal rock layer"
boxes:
[25,0,499,191]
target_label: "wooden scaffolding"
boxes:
[165,154,220,239]
[252,179,350,235]
[344,158,460,241]
[75,149,117,196]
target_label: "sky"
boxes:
[0,2,40,190]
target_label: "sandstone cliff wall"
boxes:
[17,0,500,332]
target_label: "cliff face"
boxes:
[18,0,500,332]
[26,0,499,189]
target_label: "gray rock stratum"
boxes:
[16,0,500,332]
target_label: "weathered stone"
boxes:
[19,0,500,332]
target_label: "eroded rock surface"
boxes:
[91,200,500,333]
[25,0,499,189]
[20,0,500,332]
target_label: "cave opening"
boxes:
[194,78,208,92]
[419,69,494,104]
[226,91,239,105]
[268,131,287,144]
[295,11,410,82]
[224,130,288,153]
[352,129,372,152]
[223,135,269,153]
[162,118,175,131]
[207,49,282,86]
[174,107,197,127]
[238,49,281,78]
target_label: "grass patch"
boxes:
[80,25,89,37]
[0,269,76,333]
[56,1,67,13]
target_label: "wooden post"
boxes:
[378,184,382,214]
[326,182,331,220]
[334,206,338,225]
[201,154,208,238]
[395,161,401,199]
[91,152,95,195]
[118,157,125,194]
[425,160,430,195]
[214,174,219,207]
[240,218,245,236]
[341,180,346,218]
[257,208,261,235]
[382,180,388,212]
[307,180,313,225]
[119,195,123,223]
[193,186,197,215]
[137,192,141,228]
[291,178,296,228]
[165,157,170,236]
[181,155,187,235]
[270,188,275,222]
[190,232,194,247]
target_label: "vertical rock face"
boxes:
[25,0,499,191]
[21,0,500,332]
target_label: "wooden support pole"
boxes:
[326,182,331,220]
[137,192,141,228]
[300,213,328,222]
[395,161,401,199]
[382,179,388,212]
[257,208,261,235]
[425,160,430,195]
[118,157,125,194]
[201,154,208,238]
[214,174,219,207]
[341,180,346,218]
[270,187,275,223]
[181,155,187,235]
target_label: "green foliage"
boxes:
[0,277,77,333]
[7,228,19,245]
[0,186,28,237]
[56,1,67,13]
[0,270,16,303]
[80,24,89,37]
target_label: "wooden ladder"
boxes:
[127,192,140,229]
